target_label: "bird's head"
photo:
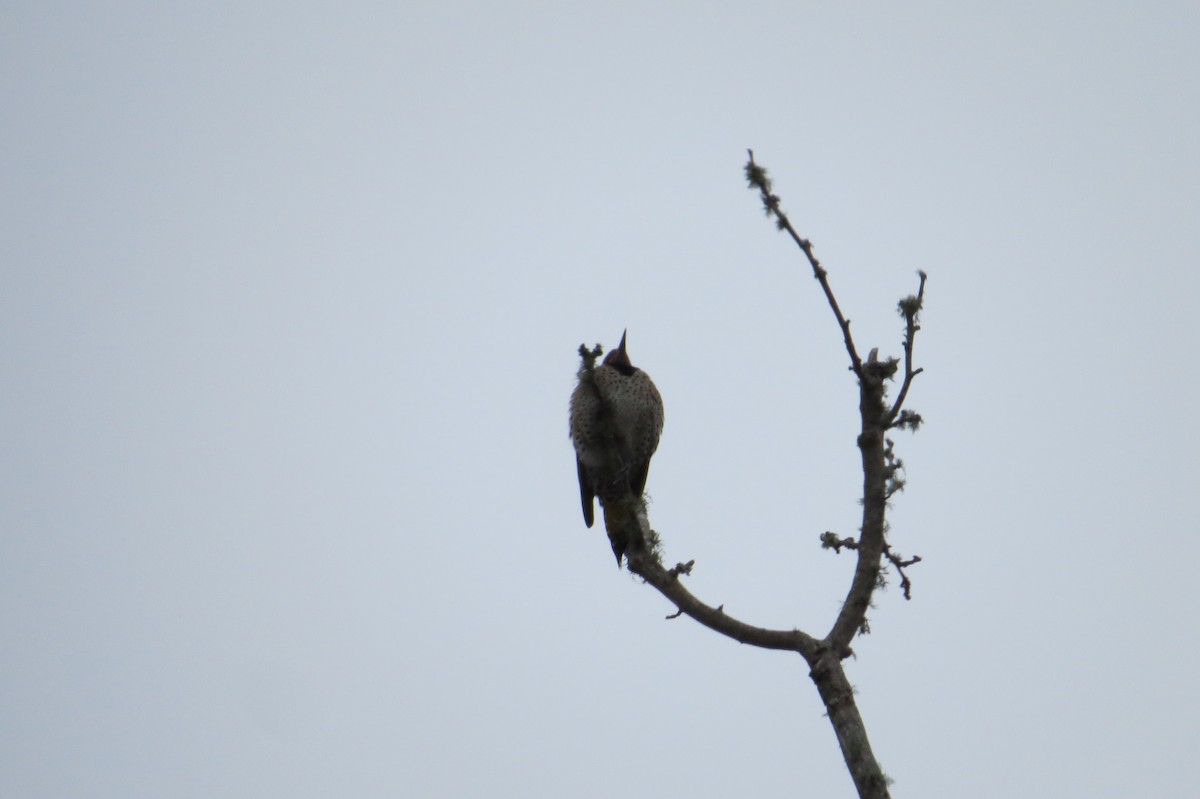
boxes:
[602,329,634,373]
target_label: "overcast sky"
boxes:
[3,3,1198,797]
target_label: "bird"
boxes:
[569,330,664,564]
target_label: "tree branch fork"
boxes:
[603,153,925,657]
[577,153,927,799]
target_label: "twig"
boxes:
[887,272,927,425]
[745,150,864,378]
[884,545,923,601]
[820,531,860,553]
[824,533,923,601]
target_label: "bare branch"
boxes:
[625,546,820,656]
[590,491,817,653]
[821,531,860,553]
[826,372,890,653]
[739,152,926,798]
[883,545,922,601]
[809,650,894,798]
[745,150,864,378]
[627,536,891,797]
[887,271,927,425]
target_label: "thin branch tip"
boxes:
[669,559,695,578]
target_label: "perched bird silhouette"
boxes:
[569,331,664,564]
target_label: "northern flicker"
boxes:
[569,330,664,564]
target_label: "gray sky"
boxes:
[3,2,1198,797]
